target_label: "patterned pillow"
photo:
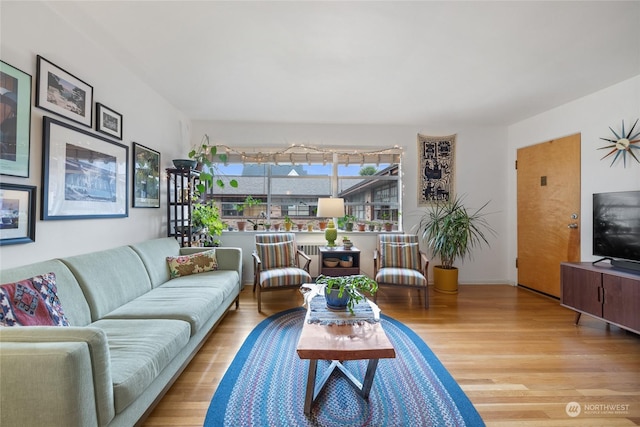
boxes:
[256,241,297,269]
[167,249,218,278]
[0,272,70,327]
[381,242,421,271]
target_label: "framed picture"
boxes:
[96,102,123,140]
[36,55,93,127]
[1,61,32,177]
[42,116,128,220]
[0,183,36,245]
[132,142,160,208]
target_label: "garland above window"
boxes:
[210,143,402,166]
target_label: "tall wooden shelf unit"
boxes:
[560,262,640,335]
[166,168,200,247]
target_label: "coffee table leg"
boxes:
[304,359,318,415]
[361,358,379,398]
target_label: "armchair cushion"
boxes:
[259,267,312,288]
[375,267,427,287]
[0,272,70,327]
[381,242,421,271]
[255,241,297,269]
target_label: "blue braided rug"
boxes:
[204,307,484,427]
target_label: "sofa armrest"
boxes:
[0,327,114,427]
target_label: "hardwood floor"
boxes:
[142,285,640,426]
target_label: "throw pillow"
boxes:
[381,242,421,271]
[0,272,70,327]
[167,249,218,278]
[255,240,297,269]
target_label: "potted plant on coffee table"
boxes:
[315,274,378,314]
[417,195,495,294]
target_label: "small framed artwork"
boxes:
[42,116,128,220]
[36,55,93,128]
[96,102,123,140]
[0,183,36,245]
[132,142,160,208]
[1,60,32,177]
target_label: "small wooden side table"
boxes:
[319,246,361,276]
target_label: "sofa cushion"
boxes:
[103,287,225,336]
[61,246,152,321]
[91,318,190,413]
[129,237,181,288]
[0,273,70,327]
[166,249,218,278]
[160,270,240,300]
[0,260,91,326]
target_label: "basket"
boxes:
[339,259,353,268]
[323,258,340,268]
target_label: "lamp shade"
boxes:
[317,198,345,218]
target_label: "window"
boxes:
[204,147,402,230]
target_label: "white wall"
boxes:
[0,2,190,269]
[193,121,510,284]
[506,75,640,283]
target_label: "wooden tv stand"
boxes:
[560,262,640,335]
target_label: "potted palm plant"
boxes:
[315,274,378,314]
[417,195,494,294]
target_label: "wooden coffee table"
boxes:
[296,296,396,415]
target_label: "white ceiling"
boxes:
[50,1,639,126]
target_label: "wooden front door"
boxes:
[517,134,581,297]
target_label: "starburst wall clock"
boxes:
[598,119,640,167]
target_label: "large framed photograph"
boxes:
[0,183,36,245]
[42,116,128,220]
[96,102,123,140]
[36,55,93,128]
[1,61,32,177]
[132,142,160,208]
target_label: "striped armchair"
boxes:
[252,233,312,312]
[374,234,429,308]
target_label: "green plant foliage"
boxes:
[418,195,495,269]
[192,202,225,238]
[188,135,238,195]
[316,274,378,314]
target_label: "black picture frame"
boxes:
[42,116,128,220]
[0,183,36,245]
[1,60,32,177]
[96,102,123,140]
[36,55,93,128]
[132,142,160,208]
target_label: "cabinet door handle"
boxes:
[597,287,602,302]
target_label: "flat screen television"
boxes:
[593,190,640,272]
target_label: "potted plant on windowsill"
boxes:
[234,195,260,231]
[417,195,495,294]
[284,215,293,231]
[316,274,378,314]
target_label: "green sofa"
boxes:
[0,237,243,427]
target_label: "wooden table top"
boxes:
[296,317,396,361]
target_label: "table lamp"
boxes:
[317,197,344,247]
